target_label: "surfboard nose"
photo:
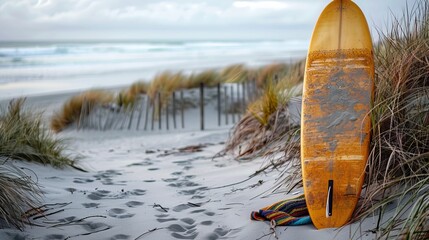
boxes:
[309,0,372,52]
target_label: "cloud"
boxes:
[0,0,417,41]
[233,1,289,10]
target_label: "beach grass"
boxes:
[0,163,40,229]
[1,99,77,168]
[222,60,304,158]
[350,1,429,238]
[257,63,290,87]
[0,98,82,228]
[117,81,150,108]
[51,90,114,132]
[221,64,249,83]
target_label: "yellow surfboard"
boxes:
[301,0,374,229]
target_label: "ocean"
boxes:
[0,40,307,99]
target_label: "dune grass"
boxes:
[0,99,81,228]
[1,99,77,168]
[224,1,429,239]
[221,64,249,83]
[257,63,290,87]
[223,60,304,158]
[51,90,114,132]
[0,162,40,229]
[222,60,305,159]
[117,81,149,108]
[350,1,429,238]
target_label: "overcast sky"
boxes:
[0,0,418,41]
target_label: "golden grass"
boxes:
[51,90,114,132]
[248,83,280,126]
[222,59,304,158]
[257,63,289,87]
[117,81,149,108]
[147,71,185,103]
[221,64,248,83]
[187,69,221,88]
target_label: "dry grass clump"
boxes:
[187,69,221,88]
[147,71,186,104]
[0,163,40,229]
[118,81,149,107]
[350,2,429,238]
[221,64,249,83]
[0,99,78,229]
[248,83,280,126]
[223,60,304,159]
[1,99,77,168]
[51,90,114,132]
[257,63,289,87]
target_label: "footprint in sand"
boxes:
[168,181,199,188]
[178,187,208,197]
[93,170,123,185]
[82,202,100,208]
[64,187,77,194]
[125,201,144,208]
[172,204,190,212]
[163,177,179,182]
[200,220,213,226]
[204,211,215,216]
[44,234,66,240]
[130,189,146,196]
[87,190,111,200]
[108,208,135,219]
[81,221,111,231]
[87,189,145,200]
[126,161,153,167]
[73,177,94,184]
[204,227,230,240]
[110,234,131,240]
[156,214,178,223]
[167,218,199,239]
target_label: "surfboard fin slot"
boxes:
[326,180,333,217]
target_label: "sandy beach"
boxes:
[0,93,381,240]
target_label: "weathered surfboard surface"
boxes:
[301,0,374,229]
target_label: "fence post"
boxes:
[97,106,102,131]
[181,90,185,129]
[241,82,246,115]
[224,86,228,125]
[151,95,155,131]
[166,97,169,131]
[128,101,137,130]
[237,82,241,119]
[158,92,162,130]
[172,92,177,129]
[103,106,110,131]
[200,82,205,131]
[144,95,150,131]
[217,83,221,126]
[136,96,144,130]
[230,85,236,124]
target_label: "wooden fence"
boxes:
[76,81,260,131]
